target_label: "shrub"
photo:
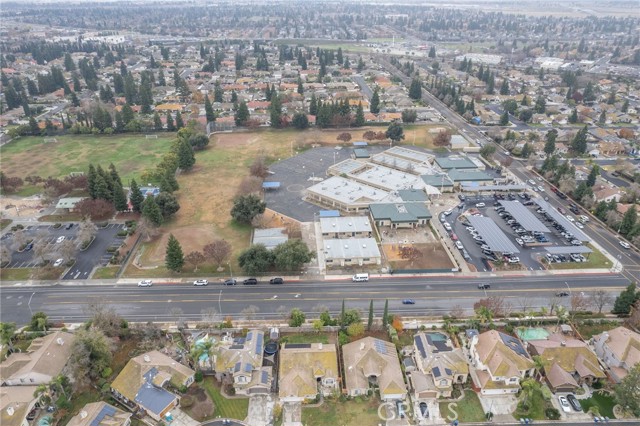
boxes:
[338,331,350,346]
[117,230,128,237]
[181,396,194,408]
[545,408,560,420]
[194,371,203,382]
[101,367,113,378]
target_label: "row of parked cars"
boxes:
[137,277,285,287]
[558,394,582,413]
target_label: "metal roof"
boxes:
[533,199,590,242]
[262,181,281,189]
[369,202,432,223]
[499,201,550,233]
[467,216,520,254]
[545,246,593,254]
[320,216,372,234]
[461,184,527,191]
[324,238,381,260]
[318,210,340,218]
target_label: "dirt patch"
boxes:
[384,243,454,269]
[184,386,214,421]
[0,196,47,219]
[144,225,222,265]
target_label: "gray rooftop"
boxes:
[421,174,454,188]
[461,184,527,191]
[349,163,425,192]
[370,152,434,175]
[499,201,550,233]
[435,156,477,170]
[320,216,372,234]
[329,159,367,176]
[533,199,590,242]
[135,369,177,415]
[369,202,432,223]
[323,238,381,260]
[305,176,391,207]
[544,246,593,254]
[385,146,434,164]
[447,169,494,182]
[467,216,520,254]
[252,228,288,250]
[353,148,370,158]
[398,188,429,202]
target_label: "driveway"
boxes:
[246,394,275,426]
[62,223,125,280]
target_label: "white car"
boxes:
[515,238,524,246]
[537,186,545,192]
[440,215,446,223]
[528,179,536,185]
[444,209,453,216]
[558,396,571,413]
[575,222,584,229]
[566,215,575,222]
[620,241,631,249]
[53,258,64,267]
[455,241,464,250]
[56,236,65,243]
[444,223,452,231]
[507,256,520,263]
[475,202,486,208]
[138,280,153,287]
[193,279,209,286]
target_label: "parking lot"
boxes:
[2,223,125,280]
[439,191,591,272]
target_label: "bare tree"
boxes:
[473,296,507,317]
[336,132,352,143]
[185,251,205,272]
[249,156,269,178]
[77,217,97,245]
[85,300,125,337]
[170,307,185,329]
[241,305,260,321]
[32,240,50,265]
[59,239,77,262]
[200,307,219,327]
[449,305,465,319]
[605,210,620,228]
[1,244,12,266]
[559,177,576,195]
[251,213,270,229]
[203,239,232,266]
[548,294,562,316]
[237,176,263,196]
[570,293,589,321]
[625,300,640,330]
[591,289,613,314]
[136,217,160,242]
[11,229,27,251]
[518,298,532,313]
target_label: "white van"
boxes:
[352,273,369,282]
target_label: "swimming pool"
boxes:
[517,327,550,341]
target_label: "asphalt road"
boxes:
[1,275,629,326]
[351,75,373,100]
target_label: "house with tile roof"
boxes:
[410,332,469,399]
[526,334,605,392]
[279,343,339,402]
[211,330,271,396]
[67,402,131,426]
[342,337,407,400]
[592,326,640,383]
[0,331,75,386]
[469,330,535,395]
[0,386,40,426]
[110,350,194,421]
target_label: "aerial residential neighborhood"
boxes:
[0,0,639,425]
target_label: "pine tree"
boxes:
[214,81,223,103]
[269,94,282,128]
[28,116,40,135]
[500,110,510,126]
[114,111,125,133]
[370,88,380,114]
[129,179,144,213]
[367,299,373,331]
[234,101,250,126]
[204,95,215,122]
[121,104,134,125]
[165,234,185,272]
[175,110,184,130]
[158,69,166,86]
[153,112,163,131]
[409,78,422,100]
[355,102,365,127]
[113,185,128,211]
[87,164,98,199]
[166,112,175,131]
[177,138,196,170]
[382,299,389,328]
[586,165,599,187]
[340,299,346,330]
[569,108,578,124]
[309,94,318,115]
[142,196,163,227]
[297,77,304,95]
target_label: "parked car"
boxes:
[440,215,446,223]
[444,209,453,216]
[24,242,33,251]
[566,394,582,412]
[270,277,284,284]
[194,279,210,286]
[515,238,524,246]
[458,194,466,201]
[444,223,452,231]
[65,223,74,230]
[402,299,415,305]
[475,202,486,208]
[243,278,258,285]
[558,396,571,413]
[419,402,429,418]
[138,280,153,287]
[222,279,235,286]
[56,236,65,243]
[53,258,64,267]
[455,241,464,250]
[556,291,570,297]
[478,283,491,289]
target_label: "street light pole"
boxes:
[28,292,35,316]
[218,289,222,317]
[565,281,571,295]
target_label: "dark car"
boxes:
[65,223,74,230]
[269,277,284,284]
[243,278,258,285]
[566,394,582,412]
[25,242,34,251]
[223,279,237,286]
[419,402,429,418]
[402,299,415,304]
[556,291,569,297]
[478,283,491,290]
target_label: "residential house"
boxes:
[320,216,373,239]
[67,402,132,426]
[592,326,640,383]
[211,330,271,396]
[527,334,605,392]
[279,343,339,402]
[342,337,407,401]
[0,331,75,386]
[410,332,469,399]
[469,330,535,395]
[592,186,622,203]
[110,350,195,421]
[0,386,40,426]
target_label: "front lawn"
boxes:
[201,377,249,420]
[440,390,486,423]
[92,266,120,279]
[580,391,616,418]
[301,396,381,426]
[281,333,330,344]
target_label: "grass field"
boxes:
[201,377,249,420]
[0,134,175,186]
[440,390,486,423]
[580,392,616,418]
[575,321,619,339]
[281,333,330,344]
[1,219,12,230]
[126,125,444,276]
[301,396,381,426]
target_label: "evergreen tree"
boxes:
[113,185,128,211]
[367,299,373,331]
[382,299,389,327]
[177,138,196,170]
[158,69,166,86]
[204,95,215,122]
[129,179,144,213]
[620,206,637,236]
[175,110,184,130]
[64,53,76,72]
[586,165,599,187]
[165,234,185,272]
[121,104,134,125]
[370,88,380,114]
[534,95,546,114]
[114,111,125,133]
[297,77,304,95]
[521,94,529,106]
[87,164,98,199]
[500,110,510,126]
[70,91,80,107]
[544,130,557,156]
[357,57,365,72]
[428,46,436,58]
[153,111,163,131]
[409,78,422,100]
[230,91,238,103]
[598,110,606,125]
[214,81,223,103]
[234,101,250,126]
[142,196,163,226]
[569,108,578,124]
[269,94,282,128]
[487,73,495,94]
[309,94,318,115]
[355,102,365,127]
[612,283,640,315]
[166,112,175,131]
[500,79,510,95]
[336,47,343,65]
[28,116,40,135]
[571,126,588,154]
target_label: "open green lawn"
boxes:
[575,321,620,339]
[1,219,12,230]
[281,333,330,344]
[0,134,175,185]
[440,390,486,423]
[301,396,381,426]
[580,392,616,418]
[201,377,249,420]
[513,387,547,420]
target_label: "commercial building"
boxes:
[323,238,381,267]
[319,216,373,239]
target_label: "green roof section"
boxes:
[421,174,454,187]
[397,189,429,202]
[447,169,494,182]
[434,156,477,170]
[353,148,370,158]
[369,202,432,223]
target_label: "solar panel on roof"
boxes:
[433,366,441,378]
[90,405,117,426]
[246,331,253,341]
[261,371,269,384]
[234,362,241,373]
[499,333,528,357]
[373,339,387,354]
[285,343,311,349]
[255,333,263,355]
[244,363,252,373]
[414,336,427,359]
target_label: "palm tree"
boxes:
[475,306,493,327]
[191,339,215,372]
[33,384,52,406]
[0,322,16,353]
[532,355,547,380]
[50,374,68,398]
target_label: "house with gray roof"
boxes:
[369,203,432,229]
[323,238,381,267]
[252,228,288,250]
[320,216,372,239]
[434,156,478,170]
[421,174,455,193]
[447,169,494,188]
